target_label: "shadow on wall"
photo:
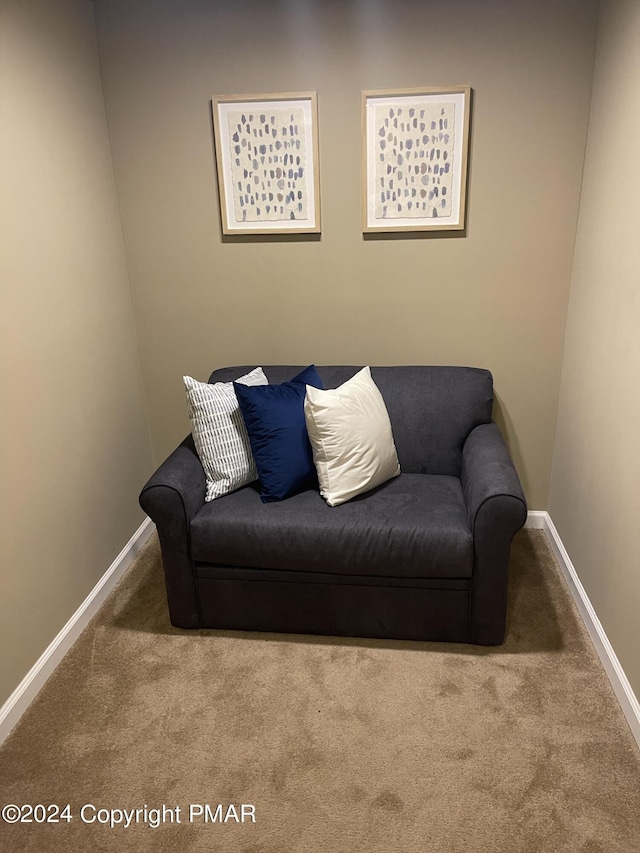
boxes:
[493,391,530,502]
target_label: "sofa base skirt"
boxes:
[193,573,471,643]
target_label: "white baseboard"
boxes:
[3,511,638,753]
[0,517,154,747]
[532,510,640,748]
[524,510,546,529]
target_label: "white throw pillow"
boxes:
[184,367,268,501]
[304,366,401,507]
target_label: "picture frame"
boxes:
[362,87,471,233]
[212,91,321,235]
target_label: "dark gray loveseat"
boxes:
[139,366,527,645]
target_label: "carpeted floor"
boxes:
[1,529,639,852]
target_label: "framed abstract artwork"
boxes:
[362,87,471,233]
[212,91,321,235]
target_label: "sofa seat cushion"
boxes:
[190,473,473,579]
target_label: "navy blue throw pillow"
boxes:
[234,365,324,502]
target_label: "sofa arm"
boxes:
[139,435,206,628]
[461,422,527,644]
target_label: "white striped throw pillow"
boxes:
[184,367,268,500]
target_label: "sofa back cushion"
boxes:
[208,365,494,477]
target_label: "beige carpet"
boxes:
[1,529,639,852]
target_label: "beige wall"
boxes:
[3,0,637,719]
[549,0,640,697]
[0,0,153,705]
[94,0,598,509]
